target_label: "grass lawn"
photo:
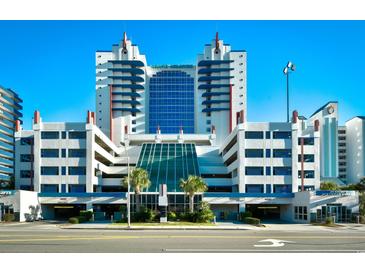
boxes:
[111,221,215,226]
[311,222,344,228]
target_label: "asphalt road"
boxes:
[1,222,365,252]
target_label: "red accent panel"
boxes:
[300,137,305,192]
[87,110,91,124]
[109,85,113,141]
[15,120,21,132]
[124,125,128,134]
[240,110,244,123]
[229,84,232,133]
[293,110,298,123]
[314,119,320,131]
[91,112,95,125]
[34,110,40,124]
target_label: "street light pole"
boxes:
[126,146,131,229]
[286,72,289,123]
[283,61,296,123]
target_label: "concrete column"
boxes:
[238,203,246,213]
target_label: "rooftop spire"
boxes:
[123,32,127,50]
[215,32,219,51]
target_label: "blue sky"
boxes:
[0,20,364,129]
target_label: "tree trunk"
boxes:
[189,195,194,213]
[136,193,140,212]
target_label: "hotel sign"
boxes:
[315,190,356,197]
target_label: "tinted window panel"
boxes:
[246,184,264,193]
[68,131,86,139]
[41,149,59,158]
[68,149,86,158]
[68,166,86,175]
[273,149,292,158]
[41,166,59,175]
[245,167,264,175]
[273,131,292,139]
[245,149,263,158]
[41,131,59,139]
[245,131,263,139]
[273,167,292,175]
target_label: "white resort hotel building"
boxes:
[0,33,360,223]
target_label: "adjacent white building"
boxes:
[345,116,365,184]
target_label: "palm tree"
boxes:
[122,168,151,212]
[180,175,208,213]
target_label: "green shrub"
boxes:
[239,211,252,221]
[132,207,156,222]
[69,217,79,224]
[359,215,365,224]
[79,210,93,221]
[167,211,177,221]
[196,202,214,223]
[325,216,334,224]
[77,216,88,223]
[4,213,15,222]
[244,217,261,225]
[320,181,340,190]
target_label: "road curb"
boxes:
[59,226,254,231]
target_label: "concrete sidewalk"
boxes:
[59,222,256,230]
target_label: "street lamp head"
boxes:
[291,63,296,71]
[287,61,293,68]
[283,67,288,75]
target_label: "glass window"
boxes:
[298,137,315,145]
[245,149,263,158]
[61,167,66,175]
[68,167,86,175]
[265,131,271,139]
[266,149,271,158]
[41,184,59,193]
[246,184,264,193]
[273,167,292,176]
[61,184,66,193]
[41,149,59,158]
[20,154,33,162]
[68,131,86,139]
[61,149,66,158]
[273,149,292,158]
[21,137,33,145]
[61,131,67,139]
[20,170,33,178]
[273,131,292,139]
[148,70,195,134]
[266,167,271,175]
[298,154,315,162]
[68,149,86,158]
[274,185,291,193]
[266,184,271,193]
[69,184,86,193]
[41,166,59,175]
[41,131,59,139]
[245,167,264,175]
[298,170,315,179]
[245,131,263,139]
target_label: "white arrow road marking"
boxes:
[254,239,295,247]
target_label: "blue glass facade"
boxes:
[149,70,194,134]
